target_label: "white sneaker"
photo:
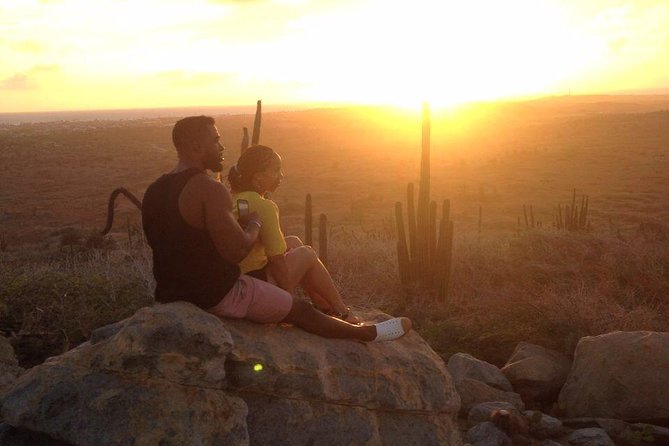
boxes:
[373,317,412,342]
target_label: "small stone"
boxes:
[523,410,563,438]
[568,427,615,446]
[467,421,511,446]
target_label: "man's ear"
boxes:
[185,138,203,155]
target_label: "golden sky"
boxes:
[1,0,668,113]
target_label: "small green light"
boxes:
[253,363,263,372]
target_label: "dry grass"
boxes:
[321,226,669,365]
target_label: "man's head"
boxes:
[172,115,224,172]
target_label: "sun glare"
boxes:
[285,0,602,110]
[1,0,667,112]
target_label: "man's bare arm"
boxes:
[200,176,260,264]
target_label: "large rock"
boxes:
[448,353,513,392]
[0,337,23,395]
[558,331,669,422]
[1,303,248,445]
[501,342,570,406]
[1,302,462,445]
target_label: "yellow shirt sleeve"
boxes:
[256,199,287,257]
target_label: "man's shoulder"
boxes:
[197,174,232,206]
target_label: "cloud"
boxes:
[208,0,266,3]
[0,65,60,91]
[10,40,47,53]
[0,74,37,90]
[154,70,236,87]
[30,64,61,73]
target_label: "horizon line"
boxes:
[3,91,669,121]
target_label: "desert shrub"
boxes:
[0,244,154,361]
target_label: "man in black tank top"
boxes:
[142,115,412,342]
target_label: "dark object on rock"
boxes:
[490,409,531,445]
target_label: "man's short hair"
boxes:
[172,115,215,151]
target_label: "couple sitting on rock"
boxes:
[142,115,411,342]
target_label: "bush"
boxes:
[0,244,153,363]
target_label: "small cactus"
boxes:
[305,194,313,246]
[318,213,328,266]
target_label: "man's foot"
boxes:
[372,317,412,342]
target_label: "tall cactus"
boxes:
[395,103,454,300]
[241,127,249,153]
[251,100,262,145]
[416,102,432,282]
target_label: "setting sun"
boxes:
[1,0,668,112]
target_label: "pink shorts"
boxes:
[206,274,293,323]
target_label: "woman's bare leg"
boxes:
[278,243,352,317]
[282,236,335,311]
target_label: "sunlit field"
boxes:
[1,95,668,366]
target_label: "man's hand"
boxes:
[238,211,260,229]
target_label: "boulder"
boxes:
[501,342,570,406]
[1,302,462,445]
[448,353,513,392]
[0,337,23,395]
[562,418,629,441]
[454,378,524,417]
[1,303,248,446]
[563,418,669,446]
[558,331,669,422]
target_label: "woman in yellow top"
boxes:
[228,145,360,323]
